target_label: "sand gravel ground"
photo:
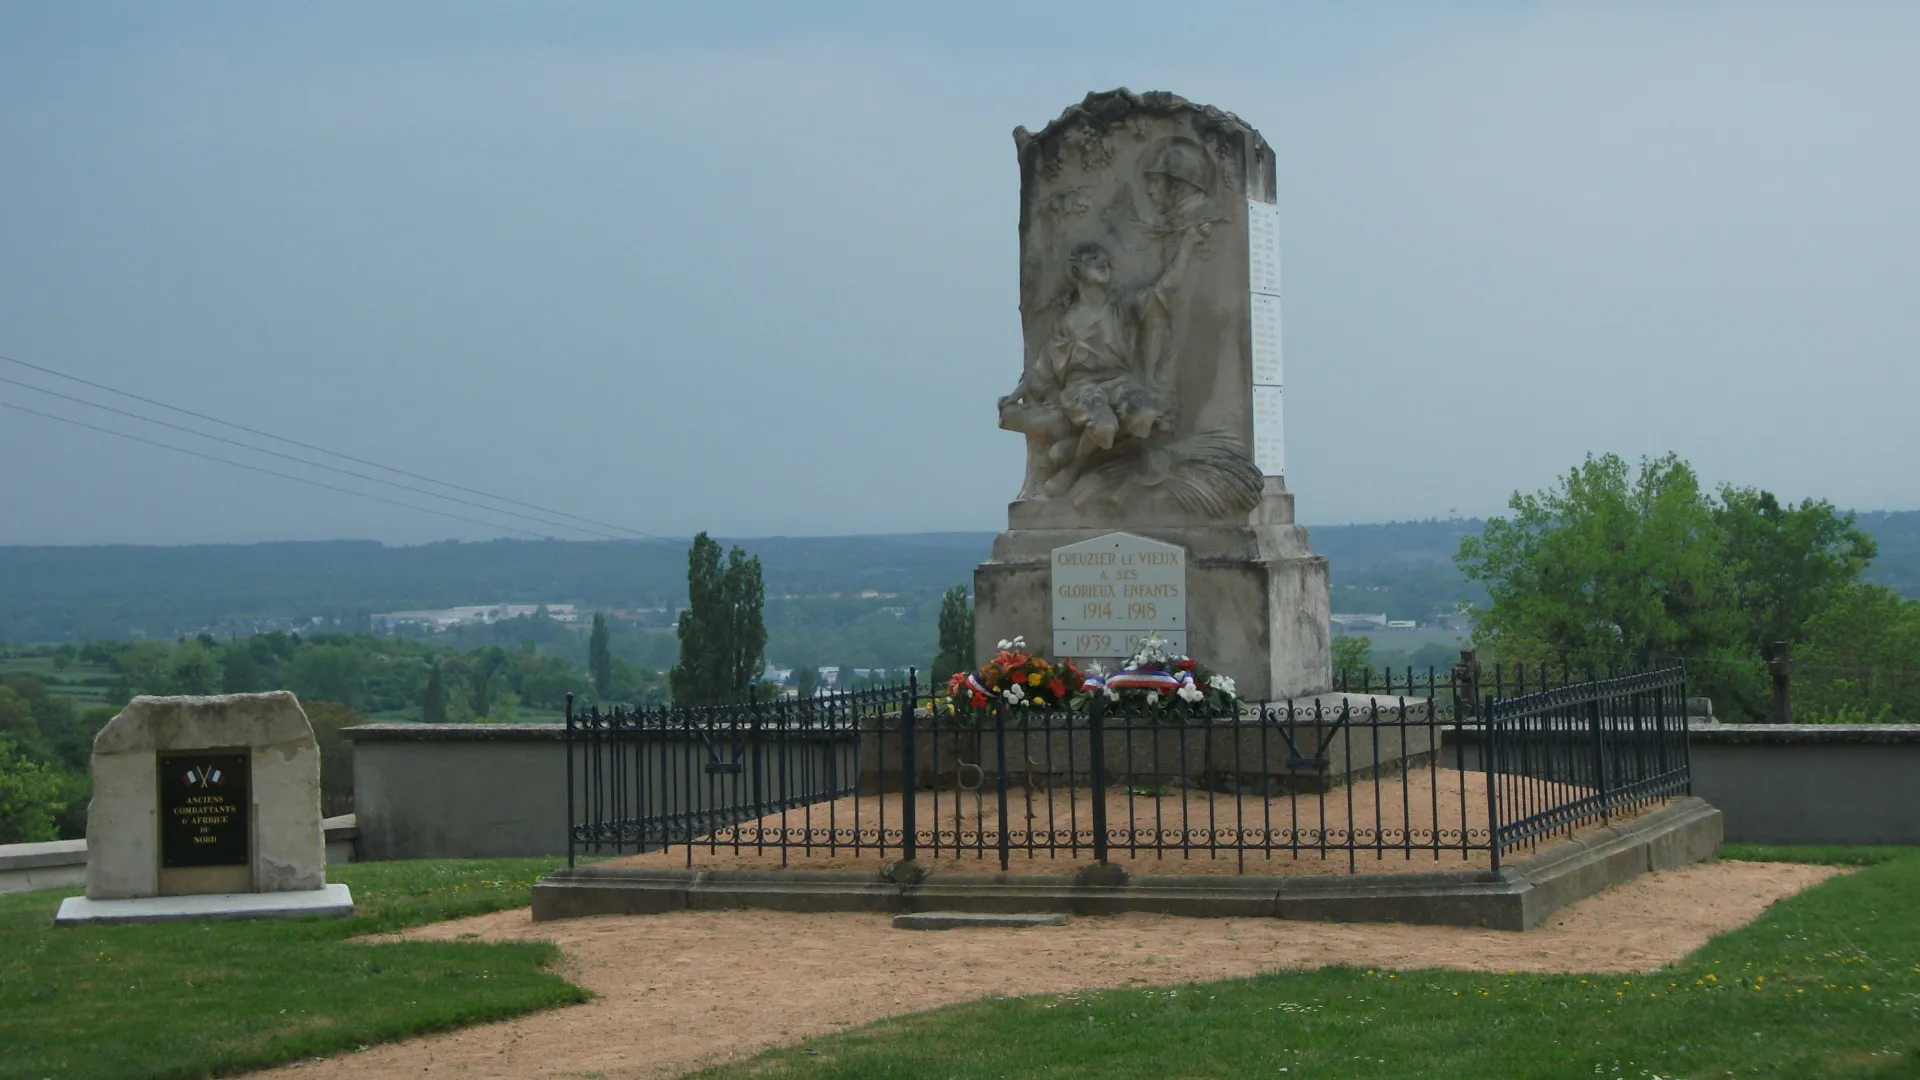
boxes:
[252,859,1837,1080]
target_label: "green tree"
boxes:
[726,551,767,697]
[52,706,117,775]
[1716,487,1878,653]
[288,645,366,709]
[1457,453,1744,676]
[795,665,818,701]
[299,701,362,817]
[608,656,669,707]
[0,686,33,745]
[931,585,975,683]
[220,645,260,693]
[468,647,507,718]
[669,533,767,706]
[0,738,63,844]
[1795,584,1920,723]
[114,640,177,696]
[171,646,220,695]
[421,661,447,724]
[1331,634,1373,678]
[588,612,613,700]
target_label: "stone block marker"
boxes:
[55,692,354,927]
[893,911,1069,931]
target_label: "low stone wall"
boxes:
[0,816,360,895]
[347,725,577,860]
[0,839,87,896]
[1444,724,1920,846]
[345,723,854,860]
[326,722,1920,862]
[1686,725,1920,845]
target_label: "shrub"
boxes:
[0,739,64,844]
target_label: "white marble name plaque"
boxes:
[1250,293,1282,386]
[1247,196,1284,478]
[1247,198,1281,297]
[1252,385,1285,476]
[1051,532,1187,660]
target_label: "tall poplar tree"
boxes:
[588,612,613,699]
[669,533,767,706]
[422,661,446,724]
[931,584,974,683]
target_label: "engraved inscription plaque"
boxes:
[158,752,250,869]
[1051,532,1187,659]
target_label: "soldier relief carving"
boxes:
[1002,92,1266,521]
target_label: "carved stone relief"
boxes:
[1002,90,1271,522]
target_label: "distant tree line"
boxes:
[0,627,675,842]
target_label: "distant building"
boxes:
[371,603,579,634]
[1329,613,1389,632]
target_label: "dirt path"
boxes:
[257,860,1837,1080]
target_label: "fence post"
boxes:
[1483,693,1500,873]
[901,670,918,864]
[750,699,766,823]
[1089,694,1110,865]
[1767,641,1792,724]
[565,692,576,868]
[1679,664,1694,795]
[1589,691,1610,825]
[994,699,1010,872]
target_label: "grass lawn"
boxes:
[696,848,1920,1080]
[0,859,585,1080]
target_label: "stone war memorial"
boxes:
[974,88,1328,701]
[536,89,1721,931]
[55,691,354,926]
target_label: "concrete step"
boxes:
[893,911,1067,930]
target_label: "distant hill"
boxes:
[0,534,991,644]
[2,510,1913,647]
[1856,510,1920,598]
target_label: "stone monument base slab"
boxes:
[54,882,355,927]
[974,520,1332,702]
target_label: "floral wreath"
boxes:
[944,636,1083,714]
[944,634,1237,720]
[1077,634,1238,717]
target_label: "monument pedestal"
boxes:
[54,883,355,926]
[974,489,1332,702]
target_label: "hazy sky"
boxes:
[2,2,1916,546]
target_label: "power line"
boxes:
[0,398,556,540]
[0,373,634,541]
[0,351,847,586]
[0,351,668,542]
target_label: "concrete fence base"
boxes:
[530,797,1722,932]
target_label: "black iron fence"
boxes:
[1484,667,1692,853]
[567,664,1691,874]
[1333,653,1645,721]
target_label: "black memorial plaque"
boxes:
[158,752,250,868]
